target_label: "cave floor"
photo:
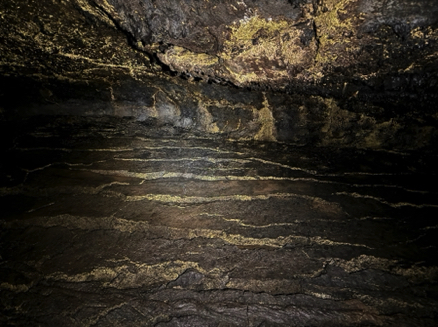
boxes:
[1,116,437,326]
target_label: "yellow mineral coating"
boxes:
[315,0,355,33]
[0,282,30,293]
[75,0,118,28]
[223,15,289,54]
[254,93,276,142]
[334,255,438,280]
[197,102,220,133]
[223,65,261,86]
[410,25,438,42]
[221,14,311,85]
[159,46,218,76]
[47,260,207,289]
[314,0,357,64]
[160,14,314,87]
[168,46,218,67]
[225,278,302,293]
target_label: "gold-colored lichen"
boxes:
[221,14,311,85]
[221,15,289,60]
[157,46,218,79]
[254,93,276,142]
[314,0,357,64]
[159,13,316,87]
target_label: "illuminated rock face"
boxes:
[1,2,438,326]
[90,0,438,89]
[0,0,438,147]
[1,117,437,326]
[2,0,438,87]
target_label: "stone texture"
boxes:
[1,117,437,326]
[1,1,438,324]
[1,0,438,151]
[1,1,438,113]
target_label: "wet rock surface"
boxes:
[1,117,437,326]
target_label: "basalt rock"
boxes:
[1,2,438,326]
[1,0,438,149]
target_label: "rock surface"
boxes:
[1,117,437,326]
[1,0,438,148]
[3,0,438,90]
[1,2,438,325]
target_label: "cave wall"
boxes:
[1,0,438,150]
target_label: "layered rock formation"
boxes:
[1,1,438,326]
[1,117,437,326]
[1,0,438,149]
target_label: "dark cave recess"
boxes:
[1,73,437,152]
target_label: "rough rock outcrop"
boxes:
[1,0,438,148]
[1,117,437,326]
[1,2,438,326]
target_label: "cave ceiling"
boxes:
[0,0,438,149]
[2,0,438,92]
